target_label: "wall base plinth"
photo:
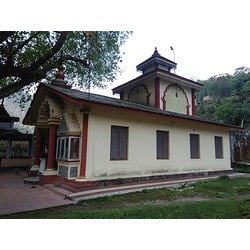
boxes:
[53,176,93,192]
[39,174,57,185]
[75,177,88,182]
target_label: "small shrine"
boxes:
[0,100,33,168]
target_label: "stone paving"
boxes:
[0,170,72,216]
[0,170,249,216]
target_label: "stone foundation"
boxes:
[53,169,234,192]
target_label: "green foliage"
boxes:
[233,163,250,173]
[0,31,131,103]
[197,71,250,128]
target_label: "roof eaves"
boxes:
[45,83,243,131]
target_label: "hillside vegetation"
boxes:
[197,69,250,129]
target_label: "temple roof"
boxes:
[0,102,19,123]
[23,82,243,131]
[0,129,32,140]
[112,68,203,94]
[136,47,177,74]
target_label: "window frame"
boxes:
[110,125,129,161]
[214,136,223,159]
[56,136,80,161]
[190,133,200,159]
[156,130,169,160]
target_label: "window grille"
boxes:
[190,134,200,159]
[215,136,223,158]
[156,130,169,159]
[110,126,128,160]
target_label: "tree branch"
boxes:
[0,32,15,44]
[0,64,27,79]
[27,31,68,71]
[11,32,39,56]
[0,77,40,99]
[63,55,89,67]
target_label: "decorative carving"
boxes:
[127,84,151,105]
[161,84,190,114]
[45,95,63,120]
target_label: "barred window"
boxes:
[190,134,200,159]
[215,136,223,158]
[56,137,80,161]
[156,130,169,159]
[110,126,128,160]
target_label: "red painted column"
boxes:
[155,77,160,108]
[79,113,89,179]
[33,127,42,165]
[46,124,58,170]
[191,89,196,115]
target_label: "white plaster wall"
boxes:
[85,106,231,181]
[160,80,192,114]
[122,79,155,107]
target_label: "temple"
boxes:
[23,48,243,191]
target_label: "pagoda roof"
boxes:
[136,48,177,74]
[0,103,19,123]
[112,68,203,94]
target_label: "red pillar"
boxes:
[46,124,58,170]
[155,77,160,108]
[79,113,89,179]
[191,89,196,116]
[33,127,42,165]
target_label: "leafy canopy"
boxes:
[197,70,250,128]
[0,31,131,103]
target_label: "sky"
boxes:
[1,0,250,248]
[89,0,250,96]
[2,0,250,98]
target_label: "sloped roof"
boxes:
[136,47,177,73]
[112,68,203,94]
[23,82,243,131]
[0,104,19,123]
[0,129,32,140]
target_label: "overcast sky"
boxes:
[89,0,250,96]
[2,0,250,98]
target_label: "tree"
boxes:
[0,31,131,102]
[197,71,250,128]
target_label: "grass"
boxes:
[1,176,250,219]
[233,166,250,174]
[232,161,250,173]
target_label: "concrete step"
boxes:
[44,184,73,198]
[24,176,40,185]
